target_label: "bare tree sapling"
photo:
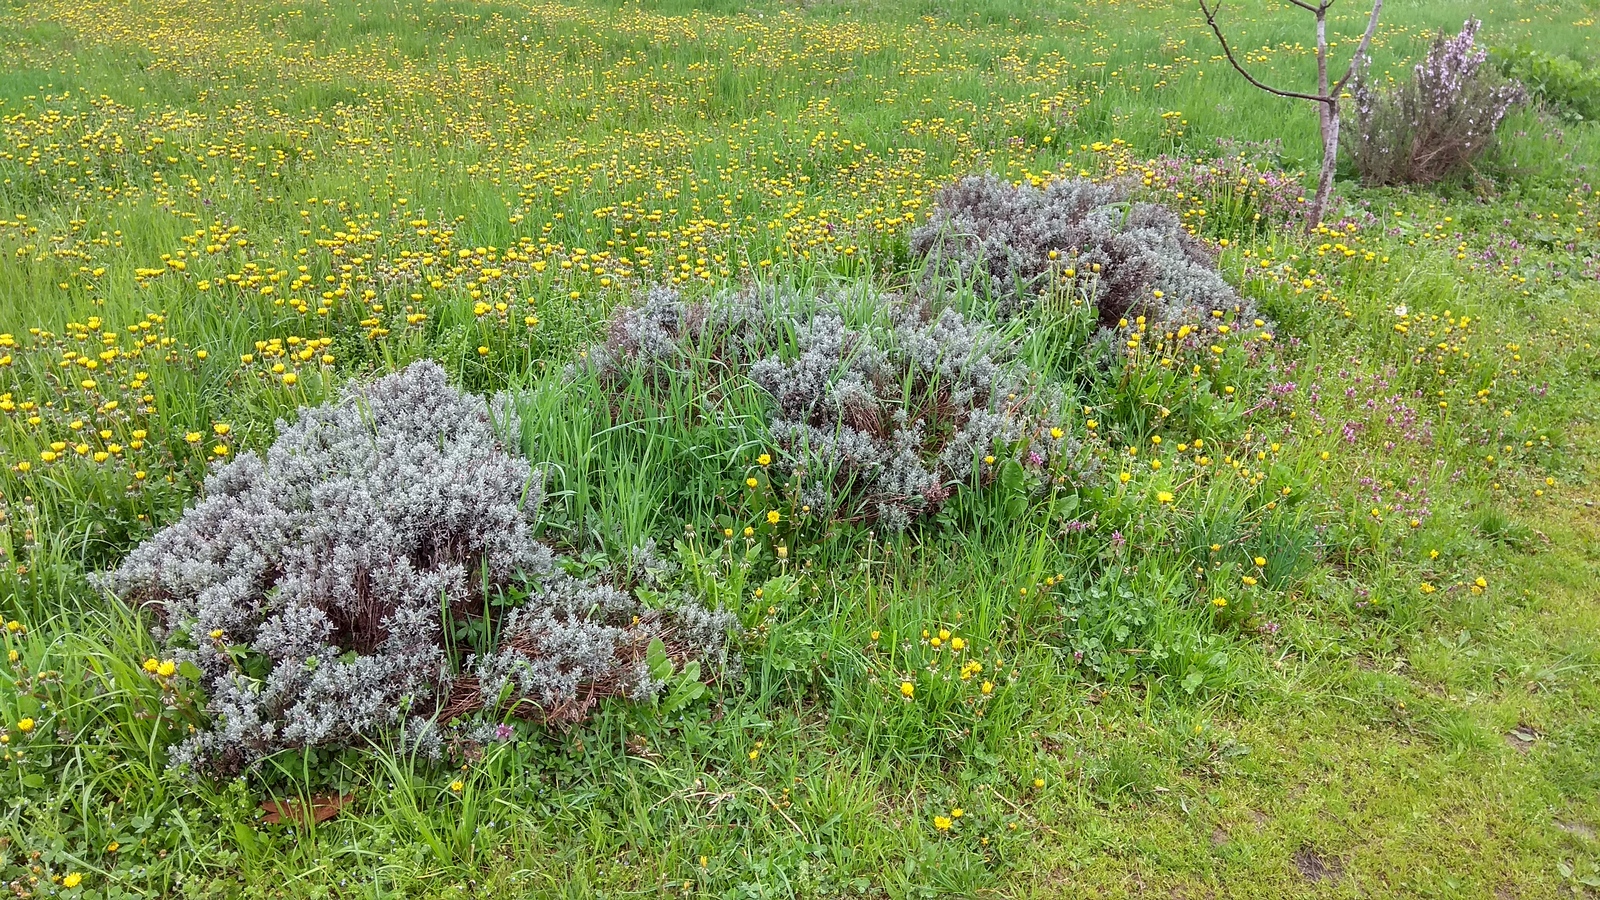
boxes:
[1198,0,1383,231]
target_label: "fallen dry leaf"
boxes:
[261,793,353,826]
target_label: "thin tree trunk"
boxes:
[1310,100,1340,232]
[1315,6,1330,97]
[1196,0,1381,232]
[1308,4,1333,232]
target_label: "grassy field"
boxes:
[1,0,1599,896]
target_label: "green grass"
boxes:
[1,0,1599,896]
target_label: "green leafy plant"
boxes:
[1492,45,1600,122]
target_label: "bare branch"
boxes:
[1198,0,1330,103]
[1332,0,1385,93]
[1282,0,1321,13]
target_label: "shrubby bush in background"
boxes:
[104,361,731,773]
[1345,20,1526,186]
[909,174,1255,340]
[1491,45,1600,123]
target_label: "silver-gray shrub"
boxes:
[910,174,1251,340]
[750,300,1010,526]
[581,283,787,384]
[104,360,731,773]
[587,285,1092,529]
[458,571,735,723]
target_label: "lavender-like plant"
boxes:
[911,174,1255,340]
[585,285,1093,530]
[1345,20,1526,185]
[104,361,731,773]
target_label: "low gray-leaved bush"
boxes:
[104,361,731,774]
[586,285,1093,530]
[582,283,783,384]
[910,174,1254,340]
